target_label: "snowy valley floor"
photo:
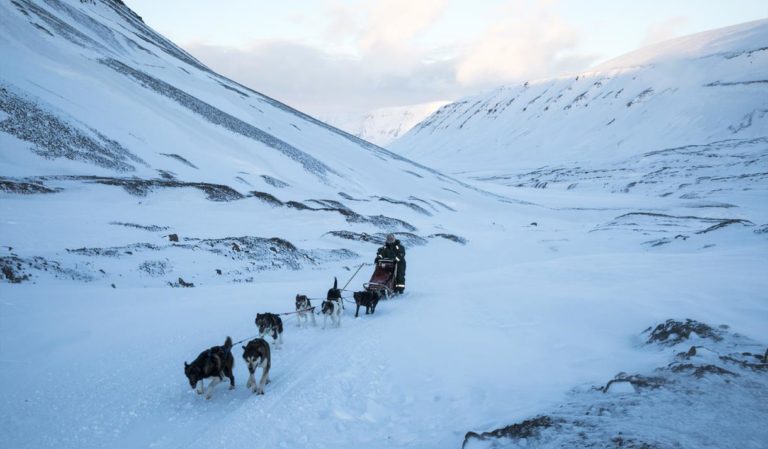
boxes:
[1,187,767,449]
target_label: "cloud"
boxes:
[359,0,447,50]
[187,40,464,118]
[642,16,689,46]
[455,1,596,86]
[185,0,595,118]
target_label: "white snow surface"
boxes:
[1,2,767,449]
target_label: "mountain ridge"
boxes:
[390,19,768,177]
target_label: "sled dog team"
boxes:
[184,278,382,399]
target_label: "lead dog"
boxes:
[255,313,284,348]
[184,336,235,399]
[295,294,316,328]
[322,278,343,329]
[242,338,271,395]
[353,290,381,317]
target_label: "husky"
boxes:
[327,277,342,302]
[255,313,284,348]
[321,278,343,329]
[242,338,271,395]
[295,294,316,327]
[184,336,235,399]
[353,290,381,318]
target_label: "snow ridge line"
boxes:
[98,58,337,179]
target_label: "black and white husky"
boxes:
[255,313,284,348]
[295,294,316,327]
[184,336,235,400]
[242,338,271,395]
[321,278,343,329]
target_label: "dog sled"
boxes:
[363,258,397,298]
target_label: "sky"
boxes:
[126,0,767,119]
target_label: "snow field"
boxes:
[2,215,766,449]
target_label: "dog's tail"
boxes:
[224,336,233,351]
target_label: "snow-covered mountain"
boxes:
[391,19,768,198]
[0,0,478,286]
[1,4,767,449]
[324,101,450,147]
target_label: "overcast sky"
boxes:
[127,0,767,118]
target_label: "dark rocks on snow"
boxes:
[695,218,754,234]
[465,320,768,448]
[169,277,194,288]
[428,233,467,245]
[260,175,290,188]
[0,255,92,283]
[285,200,312,210]
[91,177,244,201]
[325,231,384,245]
[167,233,179,242]
[159,153,198,169]
[645,319,723,345]
[1,259,30,283]
[68,243,160,257]
[110,222,169,232]
[0,87,144,172]
[374,196,432,216]
[431,199,456,212]
[610,435,662,449]
[0,178,60,194]
[601,373,666,393]
[248,191,283,206]
[242,192,417,232]
[157,170,176,180]
[669,363,737,378]
[463,416,558,448]
[337,192,369,202]
[366,215,417,232]
[138,260,169,277]
[191,236,305,270]
[325,231,428,247]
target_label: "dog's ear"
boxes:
[333,277,338,289]
[242,345,246,350]
[184,361,188,368]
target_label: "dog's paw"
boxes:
[229,385,235,390]
[205,394,213,400]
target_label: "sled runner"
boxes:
[364,258,397,298]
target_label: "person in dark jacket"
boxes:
[375,233,406,294]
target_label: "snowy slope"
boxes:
[390,19,768,182]
[325,101,450,147]
[0,0,478,286]
[1,4,767,449]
